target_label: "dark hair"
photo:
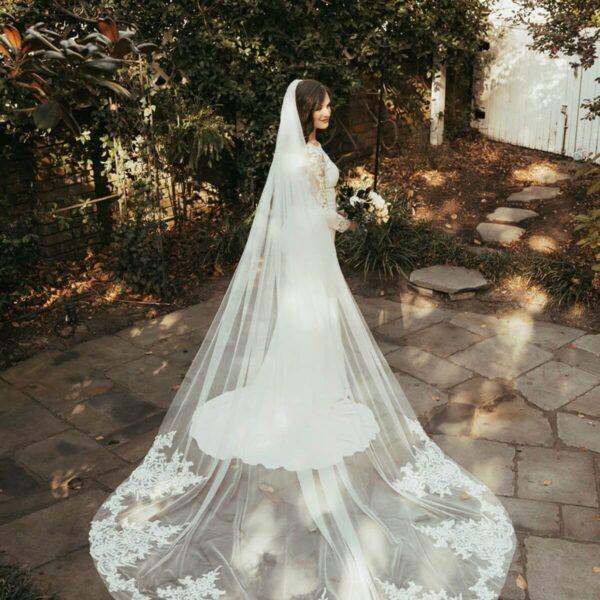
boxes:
[295,79,332,141]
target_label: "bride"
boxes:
[89,79,516,600]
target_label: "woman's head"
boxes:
[295,79,332,140]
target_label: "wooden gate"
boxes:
[473,13,600,160]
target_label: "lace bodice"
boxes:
[306,141,351,233]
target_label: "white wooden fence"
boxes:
[472,3,600,160]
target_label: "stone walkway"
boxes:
[0,293,598,599]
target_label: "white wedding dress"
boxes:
[89,80,516,600]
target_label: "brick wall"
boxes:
[1,91,379,263]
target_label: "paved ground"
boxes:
[0,290,598,600]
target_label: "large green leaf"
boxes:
[32,100,60,129]
[84,75,132,99]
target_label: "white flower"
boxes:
[349,195,362,207]
[368,191,386,210]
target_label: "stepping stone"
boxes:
[563,385,600,417]
[507,185,560,204]
[486,207,539,224]
[409,265,489,295]
[401,322,483,358]
[395,374,447,421]
[476,222,525,245]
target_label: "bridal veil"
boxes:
[89,79,516,600]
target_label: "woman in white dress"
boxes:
[89,79,516,600]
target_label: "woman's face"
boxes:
[312,92,331,131]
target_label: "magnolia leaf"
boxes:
[2,24,21,49]
[0,43,10,59]
[83,57,122,73]
[112,37,133,59]
[85,75,132,99]
[136,42,158,55]
[97,18,119,43]
[41,50,66,60]
[24,28,61,52]
[33,100,61,129]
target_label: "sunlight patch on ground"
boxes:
[527,235,559,253]
[503,276,549,313]
[512,161,568,184]
[415,170,449,188]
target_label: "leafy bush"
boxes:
[0,557,57,600]
[0,196,39,316]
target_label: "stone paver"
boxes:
[563,385,600,417]
[562,505,600,542]
[573,333,600,356]
[507,185,561,203]
[432,434,515,495]
[387,346,473,389]
[514,361,599,410]
[473,395,553,446]
[525,536,599,600]
[401,322,483,358]
[0,489,106,567]
[495,314,585,351]
[517,447,597,507]
[106,355,185,408]
[0,457,41,500]
[65,384,161,437]
[0,402,69,455]
[554,345,600,377]
[476,222,525,245]
[557,412,600,453]
[449,337,552,380]
[0,296,598,599]
[486,206,539,224]
[429,403,476,436]
[395,374,447,420]
[448,376,512,406]
[409,265,489,294]
[449,311,503,337]
[16,430,124,485]
[356,297,409,328]
[500,496,560,535]
[33,547,112,600]
[374,306,451,340]
[116,299,220,348]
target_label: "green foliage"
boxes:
[111,201,174,296]
[574,208,600,272]
[0,195,39,316]
[0,19,156,134]
[515,1,600,118]
[0,557,57,600]
[339,192,598,309]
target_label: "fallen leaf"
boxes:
[171,384,180,391]
[543,479,552,486]
[593,566,600,574]
[516,575,528,590]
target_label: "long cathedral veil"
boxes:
[89,79,516,600]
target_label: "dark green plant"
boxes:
[0,194,39,317]
[0,556,57,600]
[573,208,600,273]
[0,18,156,133]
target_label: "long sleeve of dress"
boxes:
[306,144,351,233]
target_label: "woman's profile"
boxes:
[89,79,516,600]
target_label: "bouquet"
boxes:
[337,185,391,226]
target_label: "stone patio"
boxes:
[1,293,599,600]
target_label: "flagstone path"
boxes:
[0,292,598,600]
